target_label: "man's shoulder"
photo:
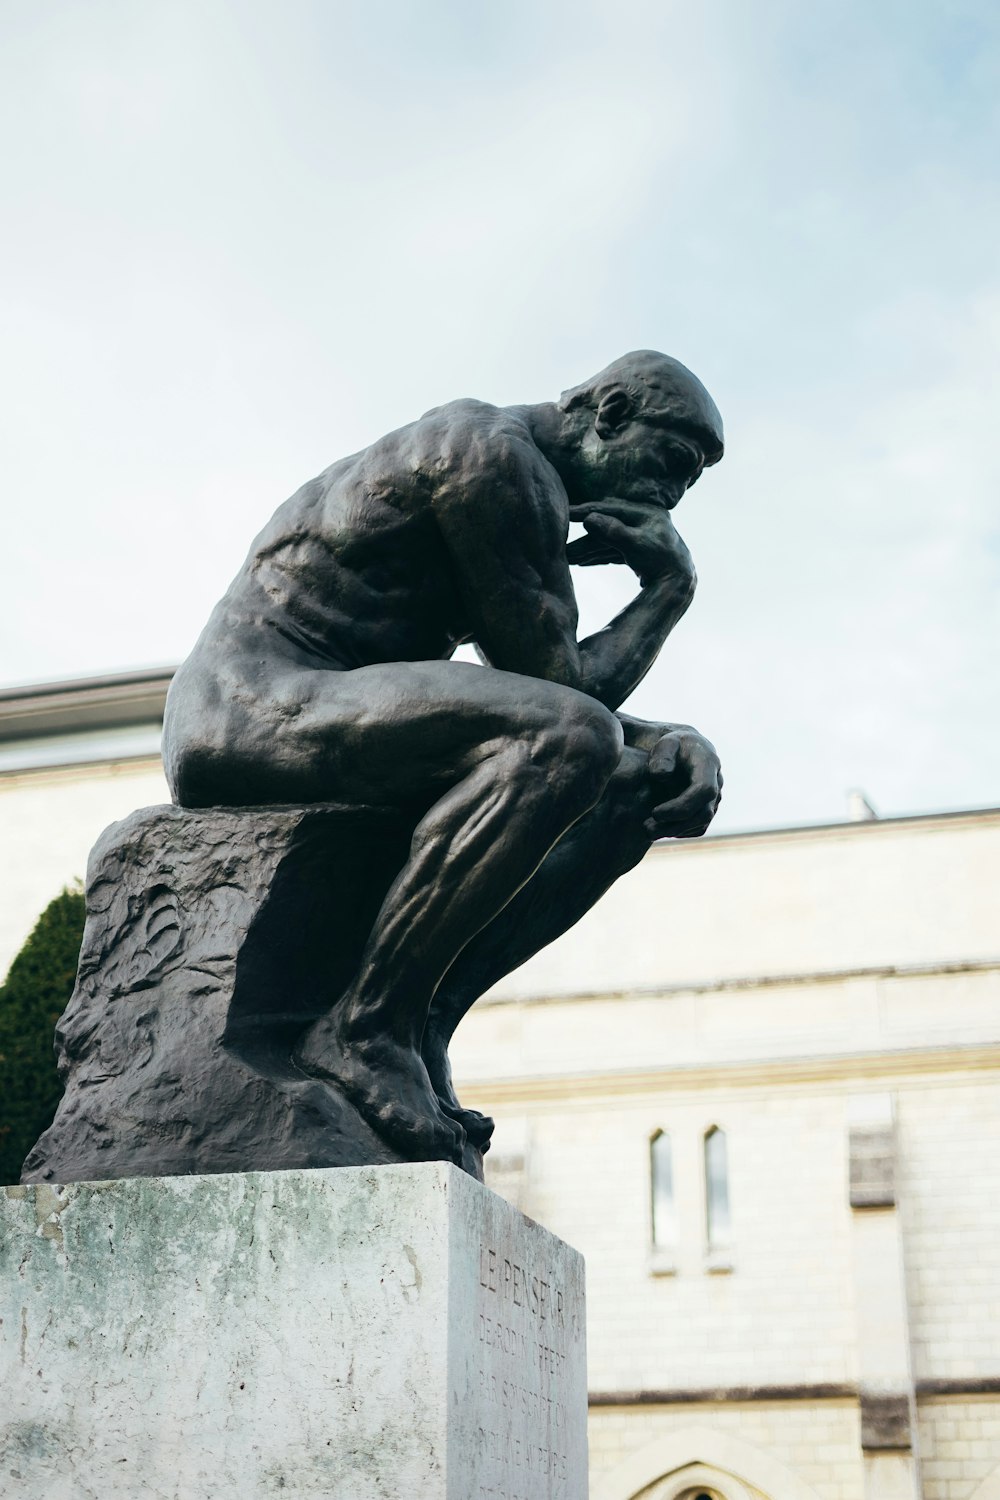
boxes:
[419,397,526,444]
[418,400,549,486]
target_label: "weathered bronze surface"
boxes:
[25,351,725,1182]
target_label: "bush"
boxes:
[0,886,85,1184]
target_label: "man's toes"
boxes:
[372,1093,466,1164]
[456,1109,495,1150]
[439,1098,495,1146]
[433,1113,467,1165]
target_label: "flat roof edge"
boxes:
[657,802,1000,849]
[0,667,178,744]
[0,666,178,703]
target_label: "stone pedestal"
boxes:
[1,1163,587,1499]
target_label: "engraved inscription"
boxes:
[473,1240,576,1494]
[479,1246,566,1327]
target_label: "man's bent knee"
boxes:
[529,696,623,811]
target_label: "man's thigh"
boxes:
[173,656,610,809]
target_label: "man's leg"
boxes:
[297,697,622,1158]
[169,657,624,1163]
[421,745,656,1143]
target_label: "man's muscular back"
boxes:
[183,399,574,676]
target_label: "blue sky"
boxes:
[1,0,998,831]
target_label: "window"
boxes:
[650,1130,677,1247]
[646,1126,735,1276]
[657,1461,756,1500]
[704,1126,731,1247]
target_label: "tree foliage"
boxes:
[0,887,85,1184]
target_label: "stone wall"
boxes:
[587,1400,862,1499]
[451,810,1000,1499]
[918,1401,1000,1500]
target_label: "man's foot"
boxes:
[294,1014,467,1164]
[422,1025,495,1151]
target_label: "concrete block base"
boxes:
[1,1163,587,1498]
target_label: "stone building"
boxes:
[2,670,999,1500]
[0,669,171,975]
[455,805,1000,1500]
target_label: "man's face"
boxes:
[574,407,711,511]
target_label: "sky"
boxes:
[1,0,998,833]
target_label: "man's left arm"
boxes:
[570,499,724,837]
[570,499,698,709]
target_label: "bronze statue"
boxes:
[24,351,724,1184]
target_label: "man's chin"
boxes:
[625,479,679,511]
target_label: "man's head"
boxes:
[550,350,724,509]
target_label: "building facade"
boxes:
[2,671,999,1500]
[454,806,1000,1500]
[0,670,172,975]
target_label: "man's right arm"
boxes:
[433,421,586,690]
[570,499,698,708]
[434,420,693,710]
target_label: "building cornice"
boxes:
[588,1377,1000,1408]
[458,1040,1000,1107]
[479,955,1000,1011]
[655,801,1000,852]
[0,667,176,743]
[589,1383,858,1407]
[0,756,166,789]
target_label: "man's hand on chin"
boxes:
[566,497,696,592]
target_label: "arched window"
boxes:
[704,1126,731,1247]
[649,1129,677,1248]
[652,1465,755,1500]
[652,1465,756,1500]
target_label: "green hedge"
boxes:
[0,887,85,1185]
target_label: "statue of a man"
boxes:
[162,350,725,1165]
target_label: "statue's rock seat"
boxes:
[22,803,484,1184]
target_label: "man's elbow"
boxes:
[538,647,586,695]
